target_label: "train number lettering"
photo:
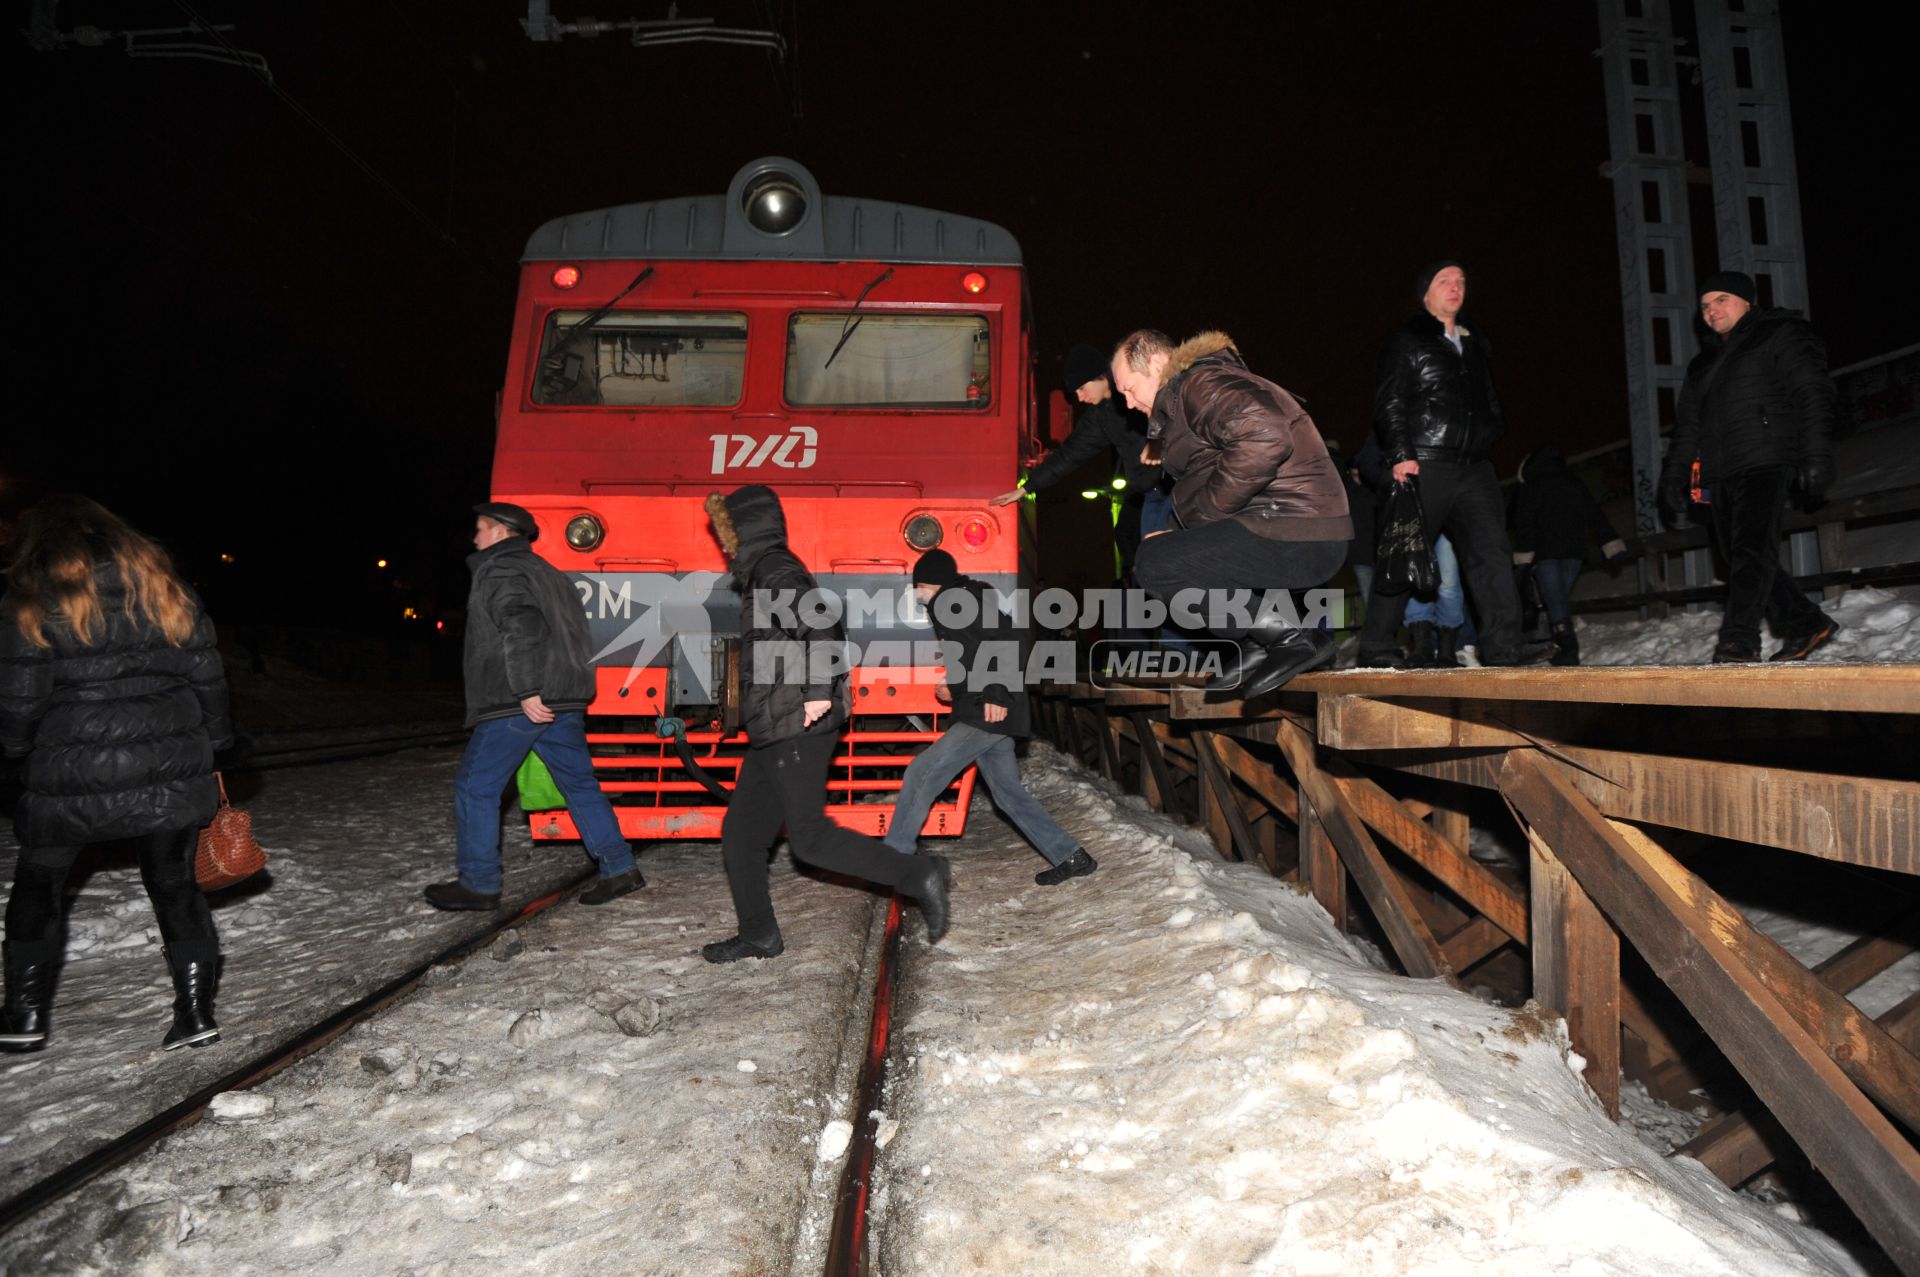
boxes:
[709,426,818,474]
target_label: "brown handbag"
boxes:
[195,773,266,890]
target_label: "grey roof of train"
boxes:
[521,157,1021,267]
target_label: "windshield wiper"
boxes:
[823,267,894,370]
[540,265,656,379]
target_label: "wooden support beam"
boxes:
[1298,788,1345,931]
[1130,712,1179,818]
[1275,721,1449,981]
[1096,711,1124,785]
[1440,917,1511,973]
[1101,686,1174,710]
[1497,750,1920,1273]
[1372,745,1920,874]
[1681,992,1920,1189]
[1813,909,1920,993]
[1325,764,1529,944]
[1610,822,1920,1137]
[1211,735,1301,825]
[1295,663,1920,715]
[1195,732,1263,866]
[1429,795,1470,854]
[1528,827,1622,1119]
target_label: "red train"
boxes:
[489,158,1050,841]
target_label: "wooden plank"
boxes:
[1297,789,1345,931]
[1814,909,1920,992]
[1275,721,1448,981]
[1326,765,1529,943]
[1166,689,1317,722]
[1430,796,1470,854]
[1130,712,1180,817]
[1196,732,1262,865]
[1682,992,1920,1188]
[1498,750,1920,1272]
[1319,694,1600,751]
[1611,822,1920,1136]
[1292,663,1920,715]
[1370,747,1920,875]
[1441,917,1510,973]
[1101,686,1173,709]
[1096,711,1124,785]
[1212,735,1301,825]
[1528,828,1622,1119]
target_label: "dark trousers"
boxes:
[1133,518,1348,639]
[6,827,215,964]
[720,732,925,942]
[1359,459,1526,658]
[1707,466,1830,653]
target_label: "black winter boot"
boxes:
[1405,622,1439,668]
[1436,626,1461,668]
[1549,619,1581,666]
[702,933,785,963]
[1205,613,1300,691]
[915,855,953,944]
[1,942,56,1053]
[162,946,221,1051]
[1240,629,1337,699]
[1035,849,1098,886]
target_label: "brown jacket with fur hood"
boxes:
[1148,333,1352,541]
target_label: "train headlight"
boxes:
[904,515,943,550]
[743,173,807,235]
[565,514,604,551]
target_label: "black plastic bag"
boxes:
[1376,476,1440,596]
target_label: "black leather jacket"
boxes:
[1373,312,1506,465]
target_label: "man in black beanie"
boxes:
[992,342,1157,575]
[1355,261,1551,667]
[1659,271,1839,661]
[884,550,1095,885]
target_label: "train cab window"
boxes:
[785,314,990,408]
[531,310,748,407]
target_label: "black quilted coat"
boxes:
[0,567,233,846]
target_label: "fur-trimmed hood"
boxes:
[1163,330,1243,381]
[706,484,788,582]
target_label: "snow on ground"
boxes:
[1573,584,1920,667]
[0,749,590,1200]
[872,746,1876,1277]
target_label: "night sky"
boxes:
[11,1,1912,625]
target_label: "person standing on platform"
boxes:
[700,486,951,962]
[1355,261,1551,668]
[1116,329,1353,698]
[993,343,1157,575]
[1510,444,1629,665]
[885,550,1094,886]
[426,502,644,912]
[1659,271,1839,663]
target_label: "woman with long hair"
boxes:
[0,495,233,1052]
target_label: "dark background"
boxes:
[9,0,1912,631]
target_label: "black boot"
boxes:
[1436,627,1461,668]
[1240,629,1337,699]
[163,946,220,1051]
[578,866,644,906]
[1,941,56,1053]
[1034,849,1097,886]
[1549,619,1580,666]
[1204,613,1299,691]
[915,855,952,944]
[1405,622,1439,668]
[701,933,785,963]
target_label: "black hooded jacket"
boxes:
[926,574,1030,739]
[1,566,232,846]
[1374,311,1507,465]
[462,536,598,727]
[708,486,851,747]
[1026,395,1155,493]
[1664,307,1836,488]
[1509,445,1625,562]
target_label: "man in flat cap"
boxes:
[425,502,643,910]
[1660,271,1840,662]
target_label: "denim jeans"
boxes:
[884,722,1079,866]
[454,712,635,894]
[1404,534,1466,628]
[1532,557,1584,624]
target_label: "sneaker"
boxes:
[1456,643,1483,668]
[424,880,501,911]
[578,867,644,906]
[1035,850,1098,886]
[1770,621,1837,662]
[701,934,785,964]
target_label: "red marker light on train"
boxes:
[958,516,992,550]
[551,266,581,289]
[961,271,988,294]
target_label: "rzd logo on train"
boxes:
[709,426,818,474]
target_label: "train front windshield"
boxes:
[785,313,991,408]
[532,310,748,407]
